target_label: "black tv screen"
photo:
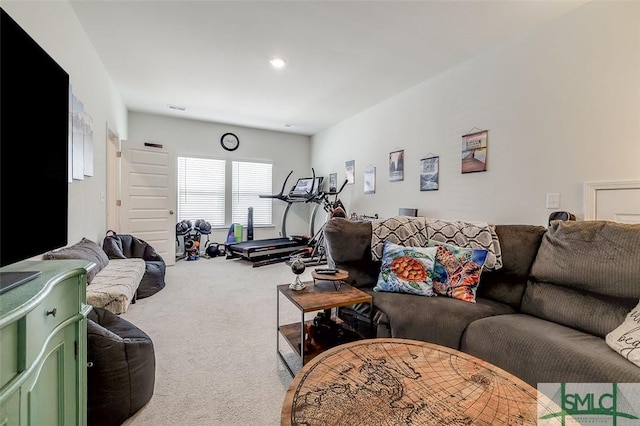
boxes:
[1,8,69,267]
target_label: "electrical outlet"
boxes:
[546,193,560,209]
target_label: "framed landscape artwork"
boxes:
[389,150,404,182]
[329,173,337,192]
[364,166,376,194]
[461,130,488,173]
[420,156,439,191]
[345,160,355,184]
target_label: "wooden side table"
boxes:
[276,281,372,376]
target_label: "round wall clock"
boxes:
[220,132,240,151]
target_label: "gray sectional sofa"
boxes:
[323,217,640,386]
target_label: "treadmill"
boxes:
[225,170,324,266]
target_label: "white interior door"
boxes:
[596,189,640,223]
[121,141,176,265]
[106,126,120,232]
[584,181,640,224]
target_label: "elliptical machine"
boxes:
[287,177,349,266]
[225,169,324,266]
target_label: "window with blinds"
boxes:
[177,157,226,226]
[232,161,273,226]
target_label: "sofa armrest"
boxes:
[324,218,379,287]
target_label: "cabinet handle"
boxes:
[46,308,57,317]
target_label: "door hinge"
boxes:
[116,200,122,207]
[74,341,78,359]
[116,151,122,158]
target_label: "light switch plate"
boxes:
[546,193,560,209]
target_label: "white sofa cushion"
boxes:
[87,258,145,314]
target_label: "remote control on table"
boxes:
[315,268,338,275]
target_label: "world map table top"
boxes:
[281,338,543,426]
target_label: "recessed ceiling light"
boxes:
[270,57,286,69]
[168,104,186,111]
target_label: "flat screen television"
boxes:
[1,8,69,276]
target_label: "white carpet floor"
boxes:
[120,255,316,425]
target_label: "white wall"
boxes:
[311,1,640,226]
[127,112,312,243]
[2,1,128,245]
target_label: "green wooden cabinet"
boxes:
[0,260,94,426]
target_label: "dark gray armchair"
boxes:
[102,231,166,298]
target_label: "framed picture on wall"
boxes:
[420,156,439,191]
[364,166,376,194]
[329,173,337,192]
[345,160,355,184]
[389,150,404,182]
[461,130,488,173]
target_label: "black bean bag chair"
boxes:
[87,307,156,426]
[102,231,166,298]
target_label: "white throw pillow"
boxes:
[606,300,640,367]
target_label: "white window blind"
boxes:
[232,161,272,226]
[177,157,226,226]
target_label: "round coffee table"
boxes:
[282,338,542,425]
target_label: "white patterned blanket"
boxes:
[371,216,502,270]
[87,258,145,314]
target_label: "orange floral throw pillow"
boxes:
[426,240,488,303]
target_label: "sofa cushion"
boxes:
[45,237,109,283]
[374,242,436,296]
[87,258,145,314]
[606,301,640,367]
[461,314,640,386]
[370,289,515,349]
[476,225,546,308]
[530,220,640,298]
[521,281,634,338]
[524,221,640,333]
[427,240,488,303]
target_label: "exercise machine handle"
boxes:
[325,179,348,196]
[259,170,293,200]
[303,168,319,203]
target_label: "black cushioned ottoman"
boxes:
[87,307,156,426]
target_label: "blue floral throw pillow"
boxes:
[374,241,437,296]
[426,240,488,303]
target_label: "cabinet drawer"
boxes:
[25,277,80,365]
